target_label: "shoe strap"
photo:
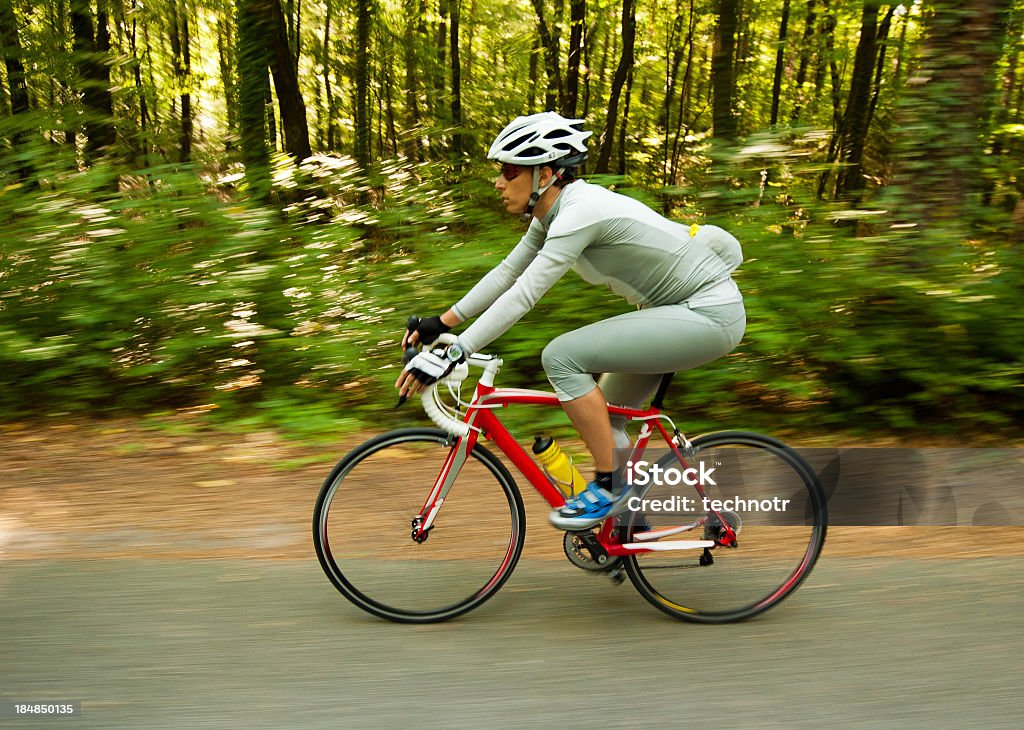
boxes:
[579,483,614,508]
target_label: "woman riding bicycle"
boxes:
[396,112,745,531]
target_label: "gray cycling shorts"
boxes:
[540,300,745,442]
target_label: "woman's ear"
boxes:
[539,165,555,186]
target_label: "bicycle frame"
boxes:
[411,357,734,556]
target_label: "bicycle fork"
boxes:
[410,431,480,543]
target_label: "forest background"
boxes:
[0,0,1021,442]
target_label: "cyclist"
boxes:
[396,111,745,530]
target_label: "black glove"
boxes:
[411,315,451,346]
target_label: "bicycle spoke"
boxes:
[313,428,525,623]
[624,432,827,623]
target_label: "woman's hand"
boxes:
[394,343,465,401]
[402,315,451,349]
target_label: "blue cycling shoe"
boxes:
[549,481,635,531]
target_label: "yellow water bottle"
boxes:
[533,436,587,497]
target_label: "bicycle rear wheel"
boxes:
[623,431,827,623]
[313,427,526,623]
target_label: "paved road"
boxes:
[1,555,1021,728]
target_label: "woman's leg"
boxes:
[599,372,665,449]
[561,387,616,472]
[542,301,745,476]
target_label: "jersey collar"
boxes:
[537,181,574,231]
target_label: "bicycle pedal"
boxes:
[607,566,626,585]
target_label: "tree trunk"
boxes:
[564,0,586,117]
[593,0,634,173]
[581,15,596,117]
[528,45,539,113]
[143,14,160,133]
[71,0,116,161]
[266,70,278,153]
[169,1,192,163]
[835,1,880,201]
[181,4,192,163]
[661,2,685,182]
[823,1,839,125]
[770,0,791,126]
[217,13,236,151]
[384,51,398,157]
[617,64,634,175]
[93,0,114,152]
[815,1,841,199]
[891,0,1011,229]
[711,0,738,140]
[790,0,816,122]
[867,6,895,124]
[733,0,750,90]
[284,0,302,73]
[553,0,564,107]
[595,16,613,116]
[450,0,463,165]
[268,0,311,161]
[985,13,1022,204]
[0,0,34,182]
[463,0,477,85]
[323,0,335,149]
[48,0,75,147]
[354,0,372,170]
[531,0,564,112]
[403,0,421,157]
[236,0,272,196]
[129,1,150,165]
[286,0,295,54]
[0,0,29,117]
[436,0,448,114]
[323,0,338,150]
[668,1,696,184]
[293,0,302,74]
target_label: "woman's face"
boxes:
[494,163,533,215]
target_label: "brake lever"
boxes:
[394,345,421,408]
[404,315,420,346]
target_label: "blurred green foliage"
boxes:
[1,128,1021,440]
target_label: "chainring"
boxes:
[562,530,621,572]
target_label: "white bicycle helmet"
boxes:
[487,112,591,167]
[488,112,591,220]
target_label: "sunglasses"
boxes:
[499,163,524,181]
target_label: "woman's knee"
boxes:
[541,337,575,378]
[542,339,596,401]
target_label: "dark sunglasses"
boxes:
[499,163,524,181]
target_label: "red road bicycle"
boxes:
[313,334,827,623]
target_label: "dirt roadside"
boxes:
[1,419,1021,560]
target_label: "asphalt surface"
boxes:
[1,555,1022,728]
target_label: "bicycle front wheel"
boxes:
[313,428,526,623]
[623,431,827,623]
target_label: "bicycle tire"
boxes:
[623,431,827,623]
[313,427,526,623]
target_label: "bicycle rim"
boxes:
[624,431,827,623]
[313,428,526,623]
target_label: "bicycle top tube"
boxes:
[414,335,669,437]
